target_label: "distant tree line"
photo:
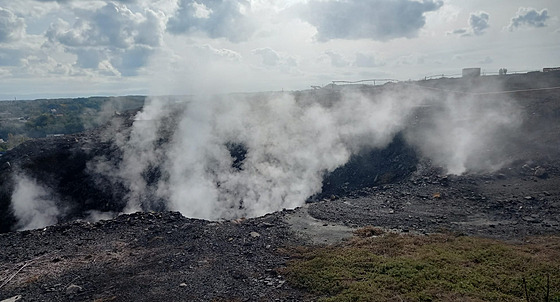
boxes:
[0,96,145,150]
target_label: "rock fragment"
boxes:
[65,284,82,295]
[1,296,21,302]
[534,167,548,179]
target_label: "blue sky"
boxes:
[0,0,558,100]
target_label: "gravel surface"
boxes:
[308,161,560,240]
[1,161,559,301]
[1,73,559,301]
[0,211,312,302]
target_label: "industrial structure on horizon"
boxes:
[462,68,481,78]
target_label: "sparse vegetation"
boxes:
[282,232,560,301]
[0,96,145,149]
[0,134,30,152]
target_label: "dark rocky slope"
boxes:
[1,72,560,301]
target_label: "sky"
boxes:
[0,0,558,100]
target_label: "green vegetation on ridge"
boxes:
[0,96,145,151]
[282,230,560,301]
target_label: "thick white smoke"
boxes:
[11,174,60,230]
[405,91,522,174]
[107,84,521,220]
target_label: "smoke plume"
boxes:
[405,91,522,174]
[101,84,521,220]
[11,174,60,230]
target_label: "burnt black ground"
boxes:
[1,72,560,301]
[309,160,560,240]
[0,211,312,301]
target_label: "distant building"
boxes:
[462,68,481,78]
[543,67,560,72]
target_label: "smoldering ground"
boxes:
[84,83,522,222]
[5,81,523,230]
[10,173,60,230]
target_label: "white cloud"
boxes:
[508,7,549,31]
[252,47,297,69]
[144,43,253,95]
[73,47,104,69]
[167,0,255,42]
[0,1,558,99]
[469,11,489,36]
[298,0,443,41]
[0,7,26,43]
[253,47,280,66]
[19,54,74,76]
[35,0,138,3]
[44,2,165,76]
[354,52,382,68]
[0,1,61,18]
[191,1,212,19]
[324,50,349,68]
[450,11,489,37]
[112,45,154,76]
[450,28,467,35]
[197,44,242,61]
[46,3,162,48]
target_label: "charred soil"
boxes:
[1,73,560,301]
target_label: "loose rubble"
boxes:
[1,74,559,301]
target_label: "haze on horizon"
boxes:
[0,0,558,100]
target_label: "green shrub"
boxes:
[282,233,560,302]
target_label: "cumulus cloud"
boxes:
[46,3,163,48]
[167,0,255,42]
[45,2,165,76]
[252,47,297,71]
[450,28,467,35]
[469,11,489,35]
[35,0,138,3]
[112,45,155,76]
[298,0,443,41]
[508,7,549,30]
[197,44,242,61]
[0,7,26,43]
[253,47,280,66]
[450,11,489,37]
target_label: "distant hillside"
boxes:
[0,96,145,151]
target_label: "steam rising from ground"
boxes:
[11,174,60,230]
[103,85,521,220]
[406,92,522,174]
